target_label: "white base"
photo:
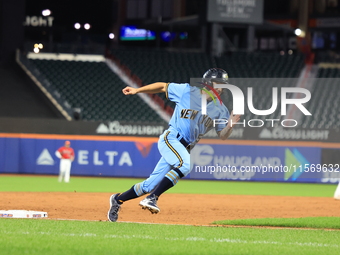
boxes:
[0,210,48,218]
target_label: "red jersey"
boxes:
[57,147,75,159]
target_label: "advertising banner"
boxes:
[0,137,160,178]
[0,136,339,183]
[190,143,323,183]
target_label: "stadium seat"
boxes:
[25,49,308,127]
[300,67,340,128]
[110,49,305,127]
[27,58,165,123]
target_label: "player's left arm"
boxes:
[217,111,241,140]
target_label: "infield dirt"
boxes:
[1,192,339,224]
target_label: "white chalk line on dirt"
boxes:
[1,230,339,248]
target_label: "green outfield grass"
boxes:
[214,217,340,229]
[0,174,337,197]
[1,219,339,255]
[1,174,339,255]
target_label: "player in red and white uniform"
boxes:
[55,141,75,183]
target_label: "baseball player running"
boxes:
[55,141,75,183]
[108,68,241,222]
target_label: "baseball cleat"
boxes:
[107,194,121,222]
[139,194,160,214]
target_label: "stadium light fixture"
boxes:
[294,28,302,36]
[42,9,52,16]
[33,43,43,53]
[84,23,91,30]
[294,28,305,37]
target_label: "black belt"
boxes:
[176,133,190,148]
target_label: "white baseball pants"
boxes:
[58,159,72,183]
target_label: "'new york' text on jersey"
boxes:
[166,83,230,148]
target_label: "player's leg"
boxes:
[61,160,68,182]
[58,160,65,182]
[335,181,340,200]
[112,157,170,204]
[116,157,171,202]
[151,130,191,195]
[108,157,171,222]
[64,160,71,183]
[140,130,191,213]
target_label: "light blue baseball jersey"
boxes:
[133,82,231,194]
[166,82,230,148]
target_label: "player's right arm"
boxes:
[218,111,241,140]
[55,149,62,159]
[122,82,167,95]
